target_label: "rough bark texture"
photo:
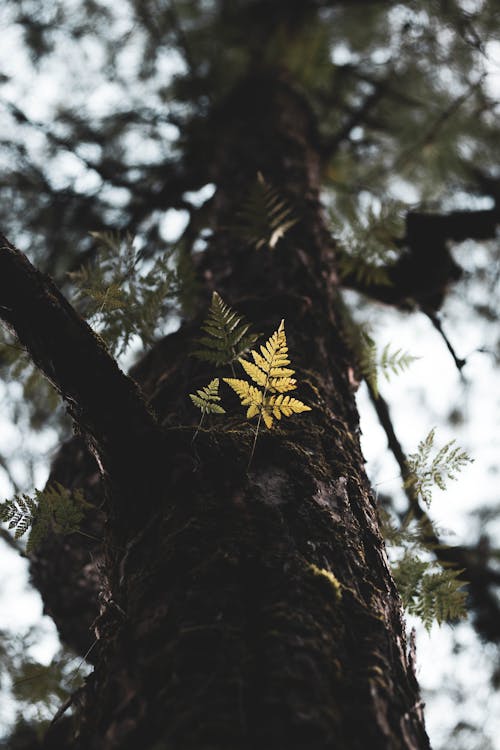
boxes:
[3,72,430,749]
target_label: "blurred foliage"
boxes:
[68,231,181,356]
[0,483,89,552]
[0,625,90,737]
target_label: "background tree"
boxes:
[0,1,499,747]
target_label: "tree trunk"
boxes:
[15,72,430,749]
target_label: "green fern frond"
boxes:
[189,378,226,415]
[337,296,418,397]
[332,200,405,287]
[392,552,467,630]
[69,231,178,356]
[405,428,473,507]
[233,172,298,250]
[0,483,88,552]
[0,495,37,540]
[379,344,419,381]
[336,250,393,287]
[193,291,257,367]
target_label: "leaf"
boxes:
[232,172,298,251]
[192,291,257,367]
[331,199,406,287]
[392,552,467,630]
[0,483,88,552]
[189,378,226,415]
[224,319,310,429]
[69,232,179,357]
[379,344,419,381]
[405,428,473,507]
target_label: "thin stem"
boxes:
[192,412,204,443]
[247,410,263,472]
[247,377,270,471]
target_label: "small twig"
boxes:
[424,310,466,374]
[367,382,442,552]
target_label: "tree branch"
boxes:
[322,85,385,158]
[424,310,466,373]
[0,233,164,537]
[341,207,499,310]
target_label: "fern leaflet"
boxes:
[379,344,419,381]
[69,231,178,357]
[0,483,88,552]
[331,200,405,287]
[189,378,226,415]
[193,291,257,367]
[234,172,298,250]
[392,552,467,630]
[380,508,468,629]
[406,428,473,507]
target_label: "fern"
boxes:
[406,428,473,507]
[189,378,225,442]
[233,172,298,250]
[331,200,405,287]
[392,552,467,631]
[190,378,225,415]
[224,320,310,430]
[69,231,178,356]
[0,626,91,720]
[378,344,419,382]
[224,320,310,467]
[192,291,257,367]
[0,483,88,552]
[0,494,37,541]
[380,508,468,629]
[337,298,417,397]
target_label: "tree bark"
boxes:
[3,72,430,749]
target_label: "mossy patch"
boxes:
[308,563,342,602]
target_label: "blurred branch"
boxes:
[322,84,385,158]
[391,75,486,175]
[0,527,26,556]
[424,311,466,373]
[0,233,165,538]
[341,207,499,310]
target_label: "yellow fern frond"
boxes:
[189,378,226,415]
[224,320,310,430]
[268,394,311,420]
[239,359,268,387]
[260,319,289,366]
[223,378,251,401]
[267,377,297,393]
[224,379,263,419]
[224,319,311,467]
[238,320,296,395]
